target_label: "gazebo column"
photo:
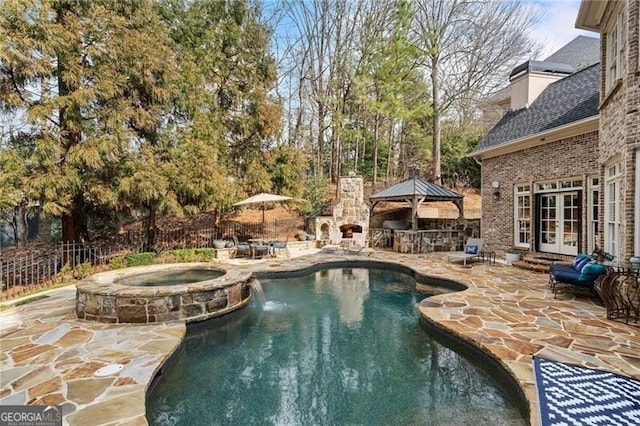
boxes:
[408,196,425,230]
[454,199,464,219]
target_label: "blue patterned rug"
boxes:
[533,356,640,425]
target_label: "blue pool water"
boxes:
[147,268,527,425]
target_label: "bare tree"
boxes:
[279,0,400,183]
[412,0,541,184]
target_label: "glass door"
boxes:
[539,194,558,253]
[560,192,579,256]
[538,192,579,255]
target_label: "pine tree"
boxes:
[0,0,178,242]
[159,0,281,219]
[354,0,431,185]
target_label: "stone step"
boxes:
[524,254,572,264]
[512,253,573,273]
[512,259,550,273]
[522,255,555,265]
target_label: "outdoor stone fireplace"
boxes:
[307,172,370,240]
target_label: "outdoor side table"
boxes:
[480,251,496,264]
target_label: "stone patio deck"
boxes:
[1,250,639,425]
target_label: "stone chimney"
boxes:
[333,171,370,236]
[509,60,573,111]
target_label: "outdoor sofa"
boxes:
[549,253,606,297]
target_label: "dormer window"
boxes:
[605,10,625,92]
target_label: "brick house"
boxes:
[471,37,600,257]
[575,0,640,261]
[471,0,639,261]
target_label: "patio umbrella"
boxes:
[233,193,294,223]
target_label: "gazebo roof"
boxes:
[369,176,463,202]
[369,173,464,230]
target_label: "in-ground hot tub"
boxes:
[76,263,252,324]
[115,268,225,287]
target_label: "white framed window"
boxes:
[605,10,625,92]
[535,179,582,193]
[587,176,599,254]
[604,162,621,259]
[514,185,531,248]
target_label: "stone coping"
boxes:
[252,258,467,293]
[75,263,252,324]
[76,263,249,296]
[2,252,639,426]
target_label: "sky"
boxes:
[529,0,599,59]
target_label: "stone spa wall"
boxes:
[76,263,252,324]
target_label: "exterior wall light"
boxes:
[492,181,500,200]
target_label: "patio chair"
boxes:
[232,236,251,258]
[447,238,484,266]
[271,237,290,258]
[321,231,343,253]
[347,232,366,255]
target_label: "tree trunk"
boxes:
[62,214,75,243]
[317,103,325,178]
[62,195,88,243]
[431,57,441,185]
[373,111,379,186]
[146,205,157,252]
[386,119,394,184]
[334,130,342,179]
[14,203,29,247]
[56,3,84,243]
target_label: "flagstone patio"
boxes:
[1,250,639,425]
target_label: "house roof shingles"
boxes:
[543,35,600,70]
[483,36,599,105]
[472,63,599,154]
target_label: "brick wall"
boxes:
[597,0,640,259]
[624,0,640,257]
[480,131,599,251]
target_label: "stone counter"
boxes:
[393,229,465,254]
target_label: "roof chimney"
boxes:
[509,60,573,111]
[410,164,420,179]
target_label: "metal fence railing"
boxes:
[0,218,300,301]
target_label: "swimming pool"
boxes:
[147,267,527,425]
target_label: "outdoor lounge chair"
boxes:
[321,231,343,253]
[447,238,484,266]
[347,232,366,255]
[271,237,290,258]
[232,236,251,258]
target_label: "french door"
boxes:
[539,192,579,255]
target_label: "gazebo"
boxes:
[369,169,464,230]
[369,168,465,253]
